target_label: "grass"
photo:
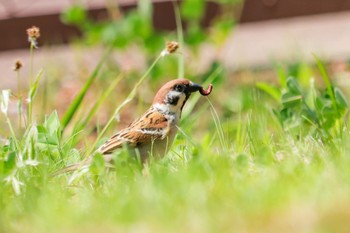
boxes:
[1,33,350,233]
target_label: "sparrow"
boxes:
[57,78,212,174]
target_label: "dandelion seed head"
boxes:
[13,60,23,71]
[26,26,40,48]
[166,41,179,54]
[161,41,179,57]
[26,26,40,39]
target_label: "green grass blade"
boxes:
[75,73,124,132]
[28,68,44,123]
[313,54,338,114]
[207,97,227,152]
[61,48,112,131]
[256,82,281,102]
[276,64,287,87]
[29,68,44,101]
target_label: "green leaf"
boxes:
[45,111,61,133]
[298,63,313,87]
[235,154,249,167]
[186,24,206,46]
[321,106,337,130]
[313,54,339,115]
[90,153,105,176]
[334,88,348,109]
[60,5,87,25]
[29,69,44,103]
[286,77,302,95]
[276,64,287,87]
[305,78,317,109]
[181,0,205,21]
[4,151,16,173]
[210,19,235,45]
[36,111,62,147]
[282,92,302,108]
[256,82,281,101]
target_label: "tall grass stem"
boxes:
[207,97,227,151]
[28,44,34,123]
[76,73,124,132]
[173,2,184,78]
[6,116,19,150]
[16,71,23,134]
[61,47,113,131]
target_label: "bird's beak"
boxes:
[187,82,203,93]
[187,82,213,96]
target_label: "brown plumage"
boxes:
[98,109,169,155]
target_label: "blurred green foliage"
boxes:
[257,58,348,140]
[60,0,240,51]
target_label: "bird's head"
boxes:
[152,78,213,114]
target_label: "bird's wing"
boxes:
[98,108,169,154]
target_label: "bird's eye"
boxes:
[174,84,184,92]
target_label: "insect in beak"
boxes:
[187,82,213,96]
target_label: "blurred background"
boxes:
[2,0,350,86]
[1,0,350,62]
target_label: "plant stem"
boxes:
[28,44,34,124]
[6,116,20,150]
[16,71,23,134]
[17,71,21,96]
[29,44,34,86]
[78,73,124,132]
[173,2,184,78]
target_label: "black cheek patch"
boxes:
[167,96,179,106]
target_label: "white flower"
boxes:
[275,151,285,162]
[4,175,24,195]
[0,89,10,116]
[25,159,40,166]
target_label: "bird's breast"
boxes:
[138,116,178,161]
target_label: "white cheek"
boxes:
[154,91,186,112]
[168,90,181,98]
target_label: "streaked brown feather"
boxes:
[98,108,169,154]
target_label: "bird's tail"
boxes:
[51,153,114,176]
[51,159,91,177]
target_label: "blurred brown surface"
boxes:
[241,0,350,22]
[0,0,219,51]
[0,0,129,19]
[222,11,350,69]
